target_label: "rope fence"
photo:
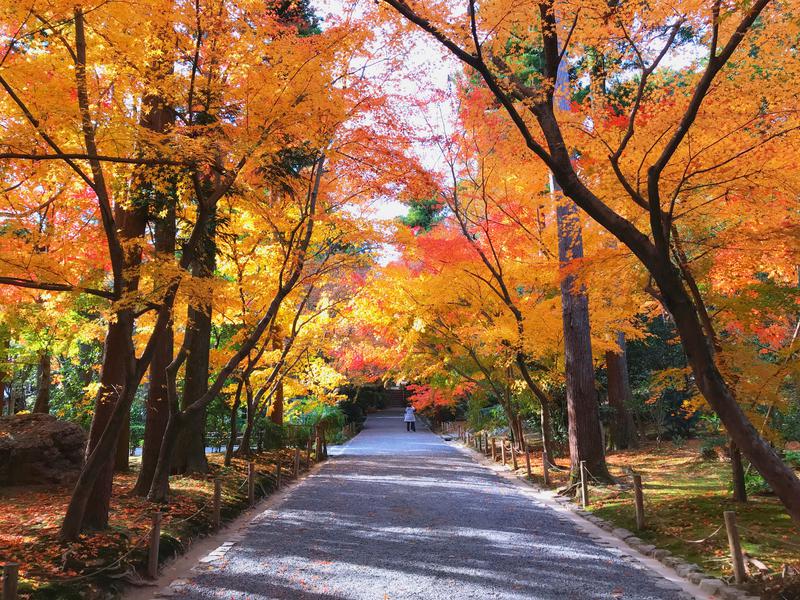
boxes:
[0,441,325,599]
[457,427,798,588]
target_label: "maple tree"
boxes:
[1,0,798,559]
[379,0,800,522]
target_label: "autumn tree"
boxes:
[381,0,800,522]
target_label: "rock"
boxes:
[0,413,86,485]
[699,578,724,594]
[785,441,800,451]
[612,527,635,540]
[676,564,701,578]
[719,587,748,600]
[637,544,657,555]
[688,571,705,584]
[626,537,644,545]
[651,548,671,560]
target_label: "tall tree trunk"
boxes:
[32,351,51,414]
[556,197,612,482]
[605,332,637,450]
[236,381,255,458]
[540,401,555,456]
[0,335,8,415]
[270,381,284,425]
[730,439,747,502]
[225,380,243,466]
[82,316,136,528]
[133,207,175,496]
[172,220,216,475]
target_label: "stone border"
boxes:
[449,435,762,600]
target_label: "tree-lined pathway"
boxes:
[163,410,699,599]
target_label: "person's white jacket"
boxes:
[403,407,416,422]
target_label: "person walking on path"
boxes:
[404,405,416,432]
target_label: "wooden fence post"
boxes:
[525,445,532,478]
[213,478,222,529]
[148,511,161,579]
[248,461,256,506]
[579,460,589,508]
[306,438,312,468]
[3,562,19,600]
[491,438,496,461]
[724,511,746,584]
[633,474,645,530]
[275,459,281,489]
[501,440,507,466]
[484,433,490,456]
[542,450,551,486]
[294,447,300,477]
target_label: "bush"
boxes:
[743,470,772,496]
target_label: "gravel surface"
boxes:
[174,409,689,599]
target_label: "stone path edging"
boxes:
[450,437,761,600]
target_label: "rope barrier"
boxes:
[27,529,151,584]
[4,450,306,593]
[738,525,800,552]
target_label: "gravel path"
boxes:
[173,409,691,599]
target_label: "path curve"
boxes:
[165,409,697,599]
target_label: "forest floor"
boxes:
[502,439,800,599]
[0,448,311,599]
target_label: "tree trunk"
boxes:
[236,379,255,457]
[133,208,175,496]
[238,407,255,457]
[225,380,243,466]
[81,315,136,529]
[0,336,8,415]
[730,439,748,502]
[32,351,51,414]
[147,413,182,503]
[540,400,555,457]
[650,257,800,524]
[270,380,284,425]
[556,197,612,482]
[61,313,139,538]
[605,332,637,451]
[172,222,216,475]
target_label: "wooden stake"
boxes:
[484,433,490,456]
[511,444,518,470]
[542,450,551,486]
[306,438,312,468]
[491,438,496,461]
[724,511,746,584]
[501,440,507,466]
[248,461,256,506]
[633,474,645,530]
[275,459,281,489]
[579,460,589,508]
[525,445,532,478]
[294,447,300,477]
[148,511,161,579]
[213,478,222,529]
[3,562,19,600]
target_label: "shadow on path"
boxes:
[175,409,686,599]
